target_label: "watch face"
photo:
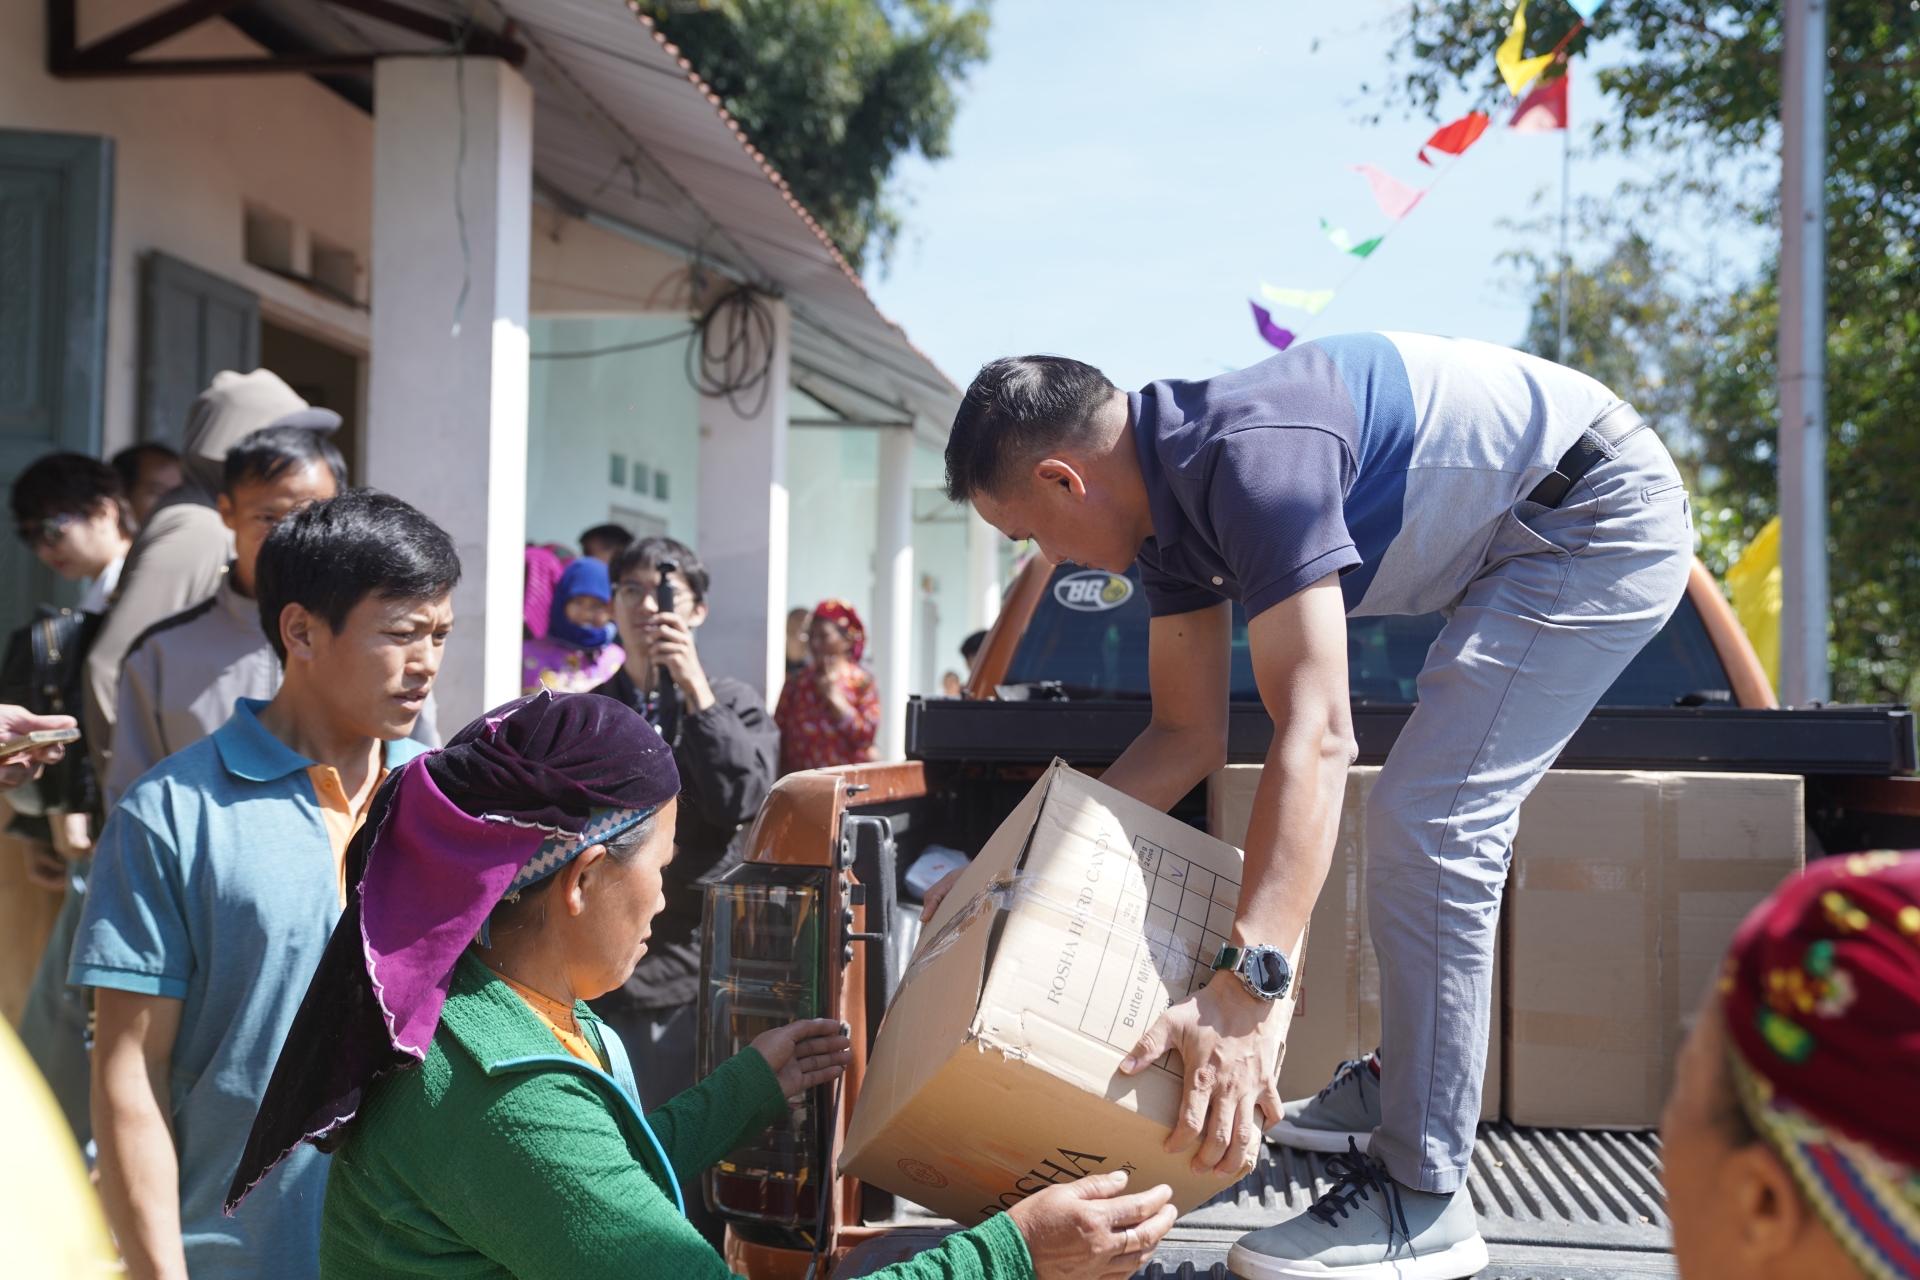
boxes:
[1248,948,1290,997]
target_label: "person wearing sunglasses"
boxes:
[12,451,136,614]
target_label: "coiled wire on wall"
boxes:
[685,285,778,419]
[528,281,779,420]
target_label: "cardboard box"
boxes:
[1507,771,1804,1128]
[1207,766,1500,1120]
[841,761,1292,1224]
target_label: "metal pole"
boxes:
[1557,121,1570,363]
[1778,0,1829,705]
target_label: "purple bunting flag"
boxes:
[1250,302,1295,351]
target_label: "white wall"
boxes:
[0,0,375,452]
[786,427,970,697]
[526,316,700,551]
[788,425,879,640]
[912,439,974,693]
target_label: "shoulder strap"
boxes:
[594,1020,686,1217]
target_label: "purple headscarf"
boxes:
[523,544,570,639]
[227,691,679,1212]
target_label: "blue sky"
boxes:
[866,0,1762,393]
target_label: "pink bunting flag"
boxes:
[1418,112,1490,166]
[1511,72,1569,133]
[1347,164,1427,220]
[1250,302,1295,351]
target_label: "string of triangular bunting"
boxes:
[1252,0,1600,351]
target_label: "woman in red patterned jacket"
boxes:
[772,599,879,774]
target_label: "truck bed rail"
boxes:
[906,698,1917,776]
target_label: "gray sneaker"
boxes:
[1267,1054,1381,1153]
[1228,1141,1488,1280]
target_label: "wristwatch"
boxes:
[1211,943,1292,1002]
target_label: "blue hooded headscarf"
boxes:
[547,556,617,650]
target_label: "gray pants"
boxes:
[20,863,91,1147]
[1366,424,1692,1194]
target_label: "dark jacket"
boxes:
[587,667,778,1011]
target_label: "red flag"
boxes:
[1511,73,1568,133]
[1417,111,1490,165]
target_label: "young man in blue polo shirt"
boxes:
[944,335,1692,1278]
[74,491,459,1280]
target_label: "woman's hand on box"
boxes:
[918,868,965,922]
[1120,969,1285,1177]
[1007,1170,1176,1280]
[750,1018,853,1098]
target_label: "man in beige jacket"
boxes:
[83,370,338,786]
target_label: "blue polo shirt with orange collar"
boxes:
[71,698,429,1280]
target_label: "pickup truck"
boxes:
[697,555,1919,1280]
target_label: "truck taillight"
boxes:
[698,863,832,1249]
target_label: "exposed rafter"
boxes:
[46,0,525,78]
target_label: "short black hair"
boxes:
[110,442,180,493]
[223,425,348,496]
[254,490,461,663]
[944,356,1119,502]
[960,629,987,661]
[12,451,133,534]
[610,535,710,606]
[580,524,634,555]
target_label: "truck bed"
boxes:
[866,1125,1677,1279]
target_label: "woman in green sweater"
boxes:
[229,692,1174,1280]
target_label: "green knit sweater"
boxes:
[321,953,1032,1280]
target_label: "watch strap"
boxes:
[1211,944,1242,972]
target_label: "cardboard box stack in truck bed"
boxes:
[1209,764,1804,1130]
[840,760,1299,1224]
[1507,770,1803,1127]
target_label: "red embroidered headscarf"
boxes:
[812,598,866,663]
[1719,850,1920,1280]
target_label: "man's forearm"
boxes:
[1231,707,1351,953]
[1100,719,1227,813]
[94,1025,188,1280]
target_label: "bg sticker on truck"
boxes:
[1054,571,1133,612]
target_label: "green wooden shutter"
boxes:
[0,128,112,634]
[139,251,259,445]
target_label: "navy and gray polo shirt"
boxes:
[1131,332,1623,619]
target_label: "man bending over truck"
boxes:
[937,335,1693,1279]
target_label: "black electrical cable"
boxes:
[686,285,778,419]
[528,327,697,360]
[522,281,778,419]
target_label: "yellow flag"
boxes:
[1496,0,1556,96]
[1726,516,1782,692]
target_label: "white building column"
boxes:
[697,296,791,703]
[872,427,915,760]
[967,506,1002,635]
[367,56,532,726]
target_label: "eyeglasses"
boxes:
[16,513,81,548]
[613,582,653,604]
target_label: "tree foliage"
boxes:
[1400,2,1920,701]
[640,0,990,273]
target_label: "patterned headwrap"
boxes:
[1720,850,1920,1280]
[227,691,679,1212]
[813,598,866,663]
